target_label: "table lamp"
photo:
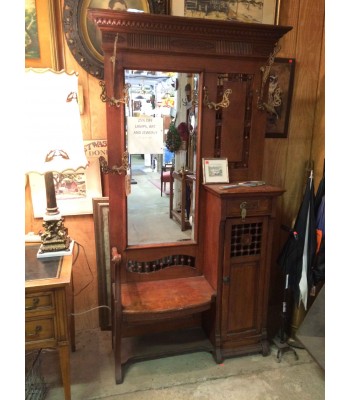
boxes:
[25,69,88,258]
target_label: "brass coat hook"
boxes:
[257,44,281,112]
[99,34,131,107]
[203,86,232,110]
[99,82,130,107]
[99,152,129,175]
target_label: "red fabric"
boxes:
[162,171,172,182]
[316,229,322,254]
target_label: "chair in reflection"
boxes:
[169,169,194,231]
[160,163,174,196]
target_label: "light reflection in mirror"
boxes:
[124,70,199,246]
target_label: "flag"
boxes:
[277,172,317,309]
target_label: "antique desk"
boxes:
[25,244,75,400]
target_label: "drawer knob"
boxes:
[25,297,40,310]
[25,325,42,338]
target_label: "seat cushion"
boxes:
[162,171,172,182]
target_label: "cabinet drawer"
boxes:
[25,292,54,313]
[225,198,271,217]
[25,317,55,343]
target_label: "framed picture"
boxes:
[202,158,229,184]
[29,140,104,217]
[184,0,281,25]
[62,0,171,79]
[265,58,296,138]
[92,197,111,330]
[25,0,63,69]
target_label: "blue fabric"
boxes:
[316,195,325,237]
[164,148,174,164]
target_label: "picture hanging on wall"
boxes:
[265,58,296,138]
[184,0,280,25]
[25,0,63,70]
[29,140,105,217]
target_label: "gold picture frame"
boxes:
[184,0,281,25]
[25,0,63,70]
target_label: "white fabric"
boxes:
[24,69,88,174]
[299,203,310,310]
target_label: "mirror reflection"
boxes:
[125,70,199,245]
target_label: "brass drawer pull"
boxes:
[25,297,40,310]
[26,325,42,338]
[240,202,247,220]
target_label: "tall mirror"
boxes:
[124,70,200,246]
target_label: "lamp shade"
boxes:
[24,69,88,174]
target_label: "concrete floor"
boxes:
[34,328,325,400]
[27,155,325,399]
[128,154,192,245]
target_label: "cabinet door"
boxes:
[221,216,270,341]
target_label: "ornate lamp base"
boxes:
[38,217,71,255]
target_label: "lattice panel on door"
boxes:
[230,222,263,257]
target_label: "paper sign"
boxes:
[127,117,164,154]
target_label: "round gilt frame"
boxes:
[63,0,170,79]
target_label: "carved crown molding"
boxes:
[88,10,292,59]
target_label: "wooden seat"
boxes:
[122,276,215,322]
[111,248,217,384]
[160,164,174,196]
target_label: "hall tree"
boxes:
[25,0,324,333]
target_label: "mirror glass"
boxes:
[124,70,199,245]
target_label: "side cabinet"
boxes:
[202,184,284,360]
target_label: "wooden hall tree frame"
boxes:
[88,9,291,384]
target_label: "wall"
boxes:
[262,0,324,332]
[25,0,325,332]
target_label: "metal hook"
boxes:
[99,152,130,175]
[99,82,130,107]
[203,86,232,110]
[257,44,281,111]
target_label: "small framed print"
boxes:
[202,158,229,184]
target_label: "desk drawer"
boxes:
[25,317,55,343]
[225,198,271,217]
[25,292,54,313]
